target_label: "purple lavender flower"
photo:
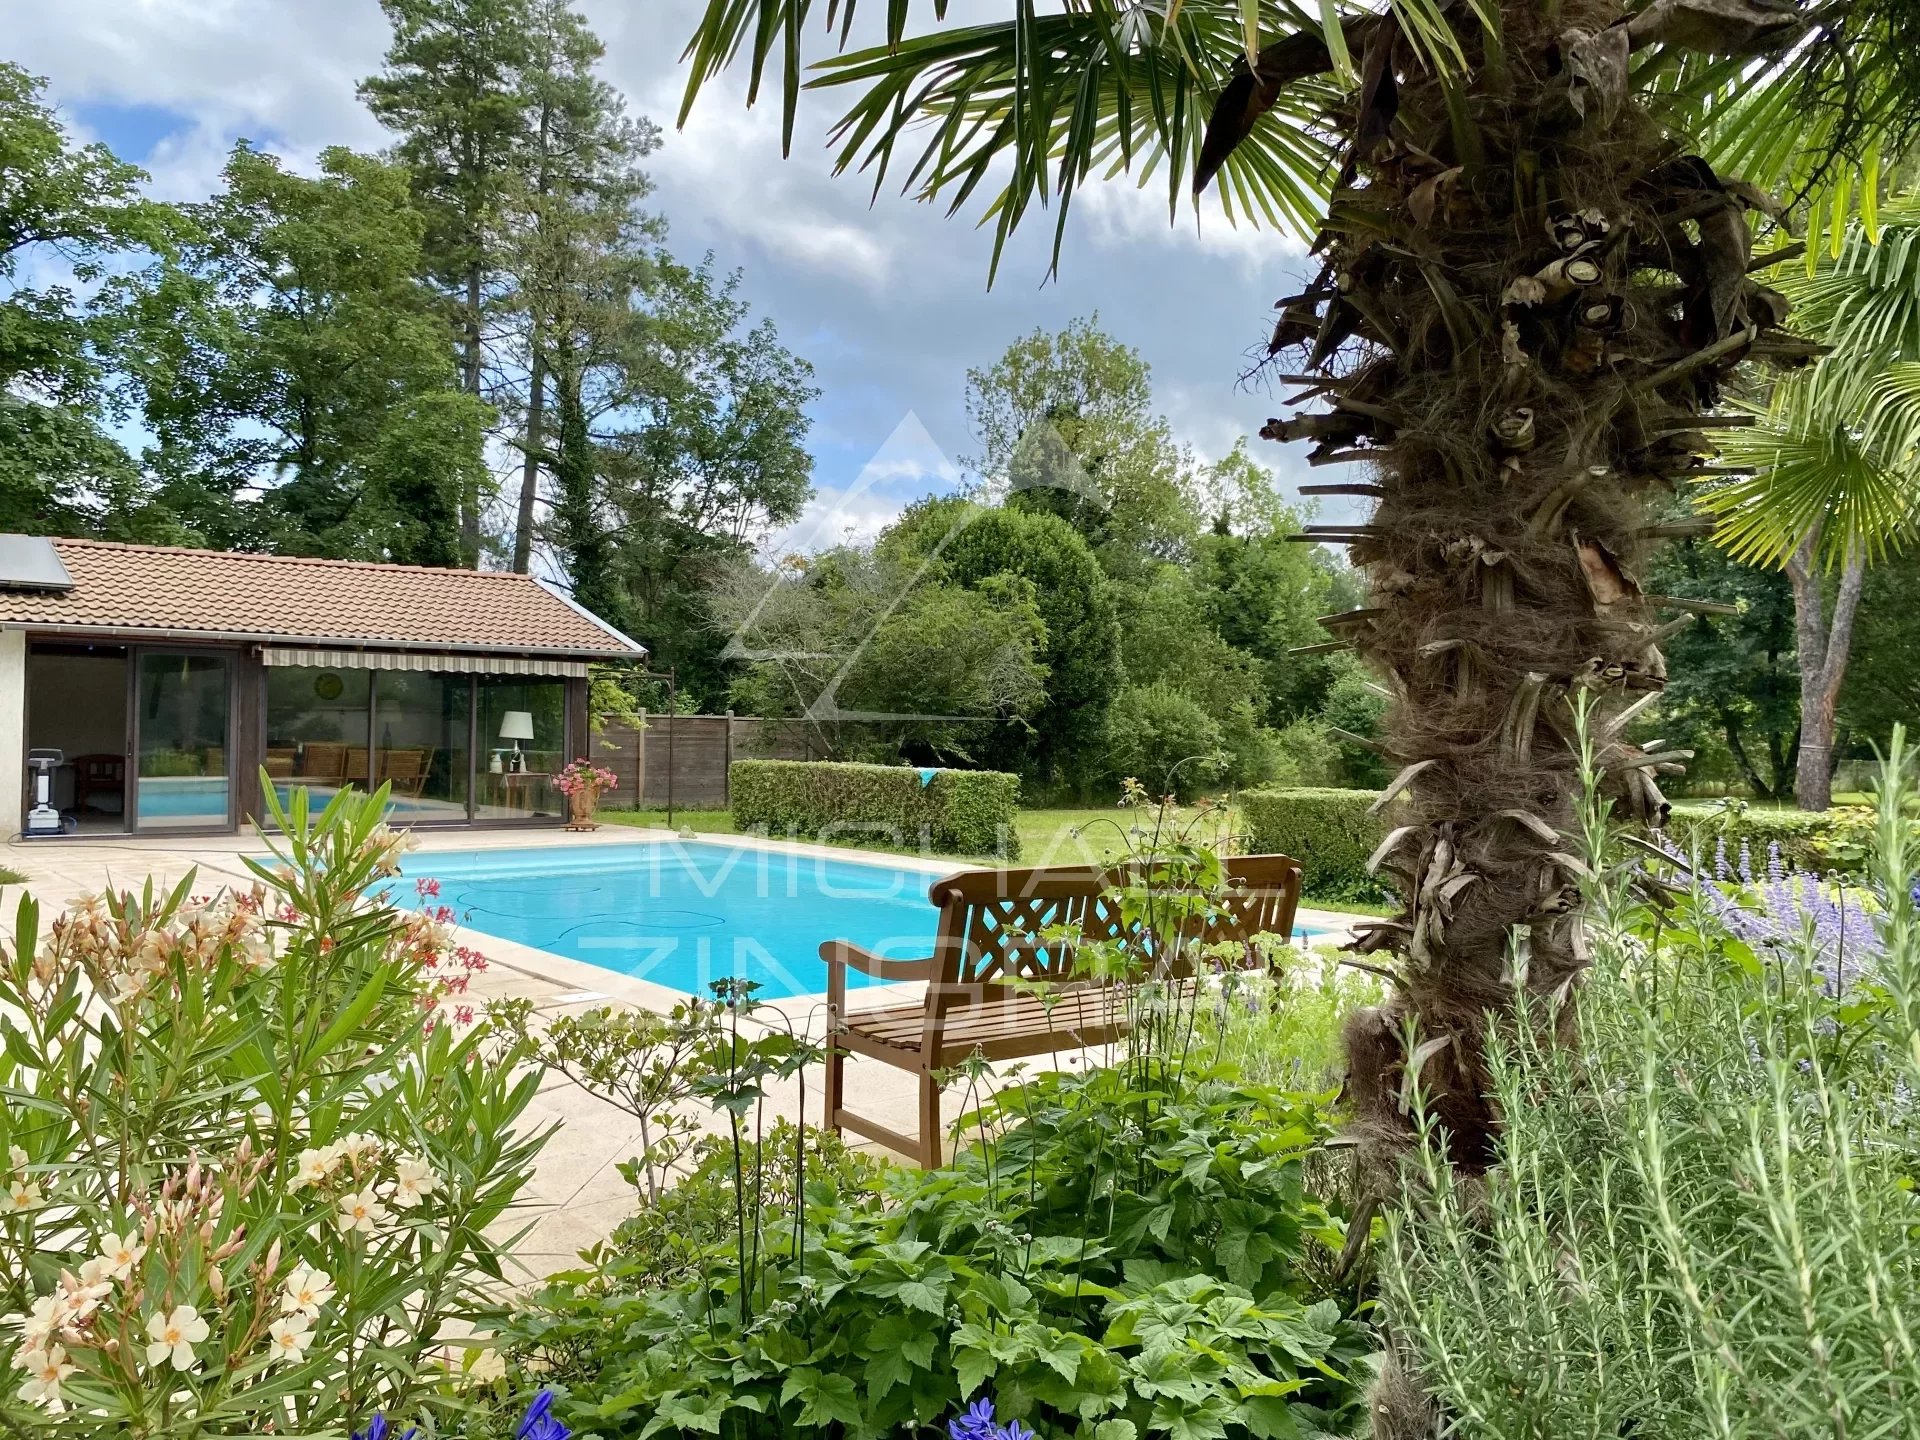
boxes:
[1702,854,1883,994]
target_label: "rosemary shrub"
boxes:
[1381,722,1920,1438]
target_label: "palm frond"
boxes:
[1705,204,1920,566]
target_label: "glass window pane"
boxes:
[375,672,470,821]
[135,653,230,830]
[264,667,373,816]
[476,678,566,820]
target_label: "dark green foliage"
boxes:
[717,546,1048,761]
[1667,801,1878,876]
[1103,682,1230,800]
[729,758,1021,857]
[118,144,487,562]
[603,1120,887,1291]
[0,63,183,537]
[503,1070,1372,1439]
[1240,788,1395,904]
[885,498,1121,793]
[1641,535,1800,799]
[1841,551,1920,755]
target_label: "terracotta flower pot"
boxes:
[565,785,601,831]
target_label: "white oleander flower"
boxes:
[334,1188,388,1236]
[17,1345,74,1409]
[280,1265,334,1318]
[144,1305,209,1372]
[94,1232,146,1283]
[267,1313,312,1365]
[289,1147,340,1190]
[5,1178,42,1213]
[388,1156,440,1210]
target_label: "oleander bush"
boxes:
[1379,731,1920,1439]
[729,758,1021,857]
[1238,787,1395,905]
[0,782,548,1436]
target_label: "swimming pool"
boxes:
[392,842,945,1000]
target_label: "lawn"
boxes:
[600,802,1392,914]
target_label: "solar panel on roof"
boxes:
[0,535,75,592]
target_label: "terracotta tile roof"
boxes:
[0,538,643,658]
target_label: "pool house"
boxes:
[0,536,645,836]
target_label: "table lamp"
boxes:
[499,711,534,772]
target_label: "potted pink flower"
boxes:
[554,759,618,830]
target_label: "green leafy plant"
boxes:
[492,996,727,1204]
[504,1069,1370,1439]
[729,758,1021,857]
[0,782,549,1436]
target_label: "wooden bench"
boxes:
[821,854,1303,1167]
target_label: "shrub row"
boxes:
[1666,801,1877,875]
[1238,786,1393,904]
[729,758,1021,857]
[1239,785,1879,899]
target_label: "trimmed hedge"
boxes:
[729,759,1021,858]
[1240,786,1393,904]
[1239,787,1878,897]
[1667,802,1876,875]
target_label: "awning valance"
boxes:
[259,646,588,678]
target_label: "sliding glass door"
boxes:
[261,663,570,826]
[133,651,233,831]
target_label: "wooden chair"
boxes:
[377,747,434,799]
[821,854,1302,1167]
[298,742,348,786]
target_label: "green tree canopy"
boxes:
[882,496,1120,792]
[117,144,489,563]
[0,63,181,535]
[965,317,1200,582]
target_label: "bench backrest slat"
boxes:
[916,855,1303,1034]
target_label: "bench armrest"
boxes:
[820,939,936,982]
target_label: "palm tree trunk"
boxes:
[1276,4,1799,1176]
[1788,528,1867,811]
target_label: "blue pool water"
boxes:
[391,842,945,999]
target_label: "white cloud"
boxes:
[767,411,965,555]
[1078,169,1309,274]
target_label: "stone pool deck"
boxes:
[0,824,1361,1284]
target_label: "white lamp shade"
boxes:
[498,710,535,742]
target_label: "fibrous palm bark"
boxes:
[1231,0,1816,1175]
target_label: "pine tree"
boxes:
[360,0,536,565]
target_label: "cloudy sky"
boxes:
[13,0,1324,549]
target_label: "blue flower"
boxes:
[516,1389,571,1440]
[949,1396,999,1440]
[1000,1424,1036,1440]
[350,1417,417,1440]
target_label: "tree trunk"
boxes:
[460,262,485,567]
[1788,530,1867,811]
[550,340,622,628]
[1266,3,1800,1179]
[512,347,545,573]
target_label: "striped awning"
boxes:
[259,646,588,678]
